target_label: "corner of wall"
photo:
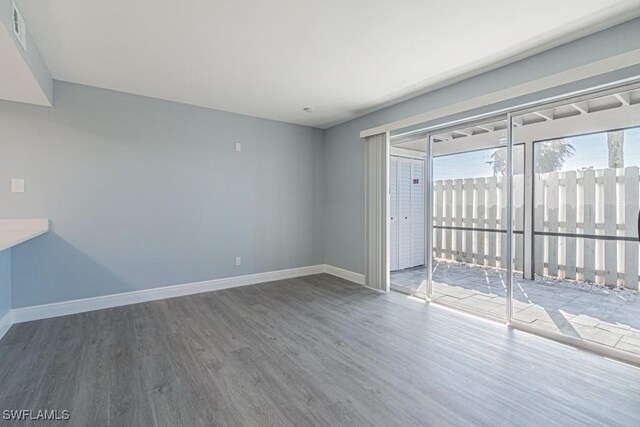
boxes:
[0,248,12,340]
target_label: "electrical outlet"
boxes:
[235,257,241,266]
[235,142,241,152]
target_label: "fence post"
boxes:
[477,177,486,266]
[582,169,596,283]
[565,171,578,280]
[534,173,545,276]
[455,179,464,262]
[547,172,559,277]
[487,176,498,267]
[514,174,524,272]
[465,178,474,263]
[603,168,617,286]
[624,167,639,290]
[445,180,453,260]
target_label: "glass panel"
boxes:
[428,120,523,322]
[512,91,640,362]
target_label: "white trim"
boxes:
[323,264,366,285]
[360,49,640,138]
[0,264,373,331]
[0,311,12,341]
[11,265,325,324]
[389,146,426,159]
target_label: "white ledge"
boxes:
[0,218,49,252]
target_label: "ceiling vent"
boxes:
[12,1,27,52]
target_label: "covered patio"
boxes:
[391,261,640,357]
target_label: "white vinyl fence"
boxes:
[432,166,640,290]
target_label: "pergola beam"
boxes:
[452,130,471,137]
[570,102,588,114]
[614,93,630,106]
[533,110,553,121]
[425,90,635,148]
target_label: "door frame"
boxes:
[421,113,512,321]
[387,78,640,309]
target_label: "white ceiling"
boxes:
[17,0,640,128]
[0,15,50,106]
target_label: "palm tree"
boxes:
[488,139,575,176]
[607,130,624,168]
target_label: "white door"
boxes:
[389,157,399,271]
[391,155,425,271]
[411,159,425,267]
[398,157,413,269]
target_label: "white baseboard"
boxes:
[1,263,371,331]
[323,264,366,286]
[11,264,325,324]
[0,311,12,342]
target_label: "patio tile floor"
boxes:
[391,260,640,358]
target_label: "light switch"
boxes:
[235,257,241,266]
[10,178,25,193]
[235,142,242,152]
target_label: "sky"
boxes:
[433,127,640,181]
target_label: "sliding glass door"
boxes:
[510,88,640,360]
[413,83,640,363]
[425,117,522,322]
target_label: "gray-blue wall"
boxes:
[0,250,10,320]
[0,82,324,307]
[323,18,640,275]
[2,18,639,309]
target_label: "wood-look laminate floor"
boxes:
[1,274,639,426]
